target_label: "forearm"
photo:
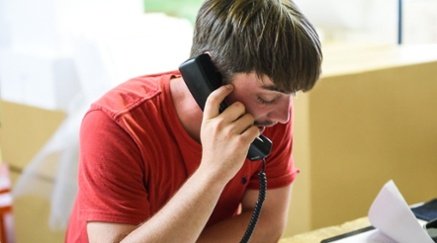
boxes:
[197,210,283,243]
[197,186,292,243]
[121,166,226,243]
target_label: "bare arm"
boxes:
[197,185,292,243]
[87,84,262,242]
[87,182,293,243]
[87,167,226,243]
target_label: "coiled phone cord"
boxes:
[240,158,267,243]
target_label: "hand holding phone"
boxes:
[179,54,272,161]
[199,86,261,180]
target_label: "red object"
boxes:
[0,164,15,243]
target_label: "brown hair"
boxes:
[191,0,323,93]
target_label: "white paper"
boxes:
[325,180,433,243]
[368,180,433,243]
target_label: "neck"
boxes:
[169,77,203,142]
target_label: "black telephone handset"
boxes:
[179,54,272,161]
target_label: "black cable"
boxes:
[240,158,267,243]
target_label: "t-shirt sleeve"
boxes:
[247,120,299,189]
[77,109,150,225]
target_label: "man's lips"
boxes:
[256,122,277,134]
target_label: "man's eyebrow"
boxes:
[261,84,286,93]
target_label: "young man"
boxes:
[66,0,322,242]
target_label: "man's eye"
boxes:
[257,96,275,104]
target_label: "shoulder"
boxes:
[90,70,180,119]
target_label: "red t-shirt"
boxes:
[66,70,298,242]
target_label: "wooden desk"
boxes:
[281,217,371,243]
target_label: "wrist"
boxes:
[194,162,231,191]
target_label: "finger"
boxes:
[203,84,233,119]
[219,101,246,123]
[227,112,256,135]
[240,125,261,145]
